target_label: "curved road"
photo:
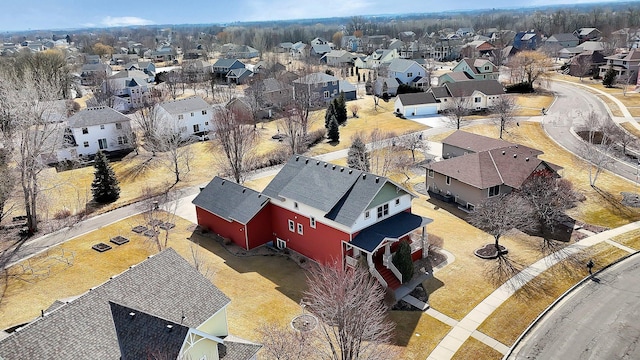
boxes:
[545,81,639,183]
[509,253,640,359]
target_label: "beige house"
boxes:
[428,79,505,112]
[425,131,560,211]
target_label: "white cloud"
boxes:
[101,16,153,27]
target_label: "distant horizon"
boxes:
[0,0,633,33]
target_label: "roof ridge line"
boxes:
[487,150,504,184]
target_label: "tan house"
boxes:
[425,131,560,211]
[428,79,505,112]
[0,249,260,360]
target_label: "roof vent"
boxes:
[221,180,225,185]
[375,177,380,183]
[340,168,344,172]
[305,159,309,164]
[316,161,320,165]
[513,154,517,158]
[362,174,367,180]
[129,312,136,319]
[296,156,299,161]
[166,324,173,332]
[349,169,353,174]
[324,163,328,167]
[515,145,518,148]
[242,189,246,193]
[332,165,336,170]
[525,157,529,162]
[502,151,506,155]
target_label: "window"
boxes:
[116,122,122,130]
[117,136,126,145]
[365,210,370,219]
[395,198,400,206]
[485,66,489,70]
[474,97,481,103]
[193,124,200,133]
[98,138,108,150]
[100,124,105,130]
[294,202,298,209]
[276,238,287,249]
[488,185,500,197]
[205,121,209,126]
[332,80,337,85]
[407,72,413,77]
[83,141,89,147]
[202,110,207,115]
[310,217,316,228]
[324,91,330,98]
[82,127,88,134]
[377,204,389,219]
[190,112,194,117]
[178,114,184,120]
[428,169,434,178]
[446,176,451,185]
[288,220,295,232]
[467,203,475,211]
[297,223,303,235]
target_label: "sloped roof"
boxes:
[548,33,579,42]
[293,72,338,84]
[311,44,332,54]
[110,301,190,360]
[67,106,130,128]
[0,249,230,359]
[445,79,505,97]
[350,212,432,253]
[429,86,451,99]
[388,58,420,73]
[443,130,515,153]
[397,92,438,106]
[441,71,474,82]
[262,77,289,92]
[429,145,557,189]
[262,155,411,227]
[578,41,606,51]
[213,58,244,68]
[192,176,270,224]
[158,96,210,115]
[339,80,356,93]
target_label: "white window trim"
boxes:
[428,169,434,178]
[488,185,500,197]
[288,220,295,232]
[276,238,287,249]
[297,223,303,235]
[446,176,451,185]
[310,217,316,228]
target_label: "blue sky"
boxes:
[0,0,627,32]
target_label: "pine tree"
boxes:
[327,115,340,143]
[335,93,348,126]
[392,240,414,283]
[603,67,616,88]
[91,151,120,204]
[324,101,336,129]
[347,136,370,172]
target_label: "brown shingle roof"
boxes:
[443,130,515,153]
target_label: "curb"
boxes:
[502,250,640,360]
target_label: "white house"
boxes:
[106,69,154,113]
[394,92,439,117]
[428,79,505,112]
[386,58,426,85]
[67,106,133,157]
[156,96,214,140]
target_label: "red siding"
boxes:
[271,206,349,265]
[195,206,248,249]
[245,203,274,249]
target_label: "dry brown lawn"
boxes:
[552,74,640,116]
[611,229,640,250]
[391,312,451,360]
[476,242,628,346]
[513,93,555,117]
[621,122,640,138]
[452,337,504,360]
[595,94,625,117]
[0,213,306,342]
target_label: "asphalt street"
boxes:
[509,253,640,360]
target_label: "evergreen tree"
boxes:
[327,115,340,143]
[347,136,370,172]
[392,240,414,283]
[324,101,336,128]
[91,151,120,204]
[335,93,348,126]
[603,67,616,88]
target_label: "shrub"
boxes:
[392,240,414,283]
[53,208,72,220]
[505,82,534,93]
[305,128,327,148]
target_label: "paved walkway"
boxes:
[425,221,640,360]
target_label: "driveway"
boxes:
[508,252,640,359]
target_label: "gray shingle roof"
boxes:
[220,335,263,360]
[213,59,244,68]
[445,79,505,97]
[548,33,579,42]
[388,58,420,72]
[67,106,130,128]
[158,96,211,115]
[293,72,338,84]
[0,249,230,360]
[193,176,270,224]
[262,155,411,227]
[397,92,438,106]
[110,301,189,360]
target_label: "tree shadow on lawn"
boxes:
[187,232,306,304]
[592,186,640,221]
[114,155,159,184]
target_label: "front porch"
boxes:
[344,212,433,291]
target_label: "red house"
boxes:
[193,155,433,290]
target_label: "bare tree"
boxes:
[212,107,258,183]
[244,79,266,128]
[0,149,16,224]
[444,95,470,130]
[508,51,552,90]
[257,322,315,360]
[369,129,398,176]
[399,132,427,161]
[279,108,306,155]
[303,262,397,360]
[491,95,518,139]
[468,193,537,254]
[580,141,616,187]
[607,123,637,156]
[150,115,196,184]
[0,69,63,233]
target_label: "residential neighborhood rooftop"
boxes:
[67,106,130,128]
[158,96,211,115]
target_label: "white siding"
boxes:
[351,193,412,233]
[72,121,132,156]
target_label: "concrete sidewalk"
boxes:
[425,221,640,360]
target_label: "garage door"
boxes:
[410,105,438,116]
